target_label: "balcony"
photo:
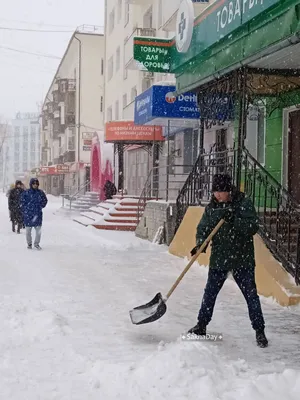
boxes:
[162,0,210,32]
[66,113,76,127]
[124,27,156,69]
[64,150,76,163]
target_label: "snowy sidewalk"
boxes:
[0,194,300,399]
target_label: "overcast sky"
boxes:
[0,0,104,120]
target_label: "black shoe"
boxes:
[256,330,268,348]
[188,322,206,336]
[27,244,32,249]
[34,244,42,250]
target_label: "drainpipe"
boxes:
[74,34,82,191]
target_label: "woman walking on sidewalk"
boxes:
[8,180,25,234]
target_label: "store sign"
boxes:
[133,37,172,73]
[83,139,92,151]
[176,0,195,53]
[105,121,164,142]
[191,0,279,50]
[134,85,200,125]
[39,165,69,175]
[56,164,69,173]
[82,132,94,140]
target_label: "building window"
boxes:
[115,100,119,121]
[125,0,129,26]
[23,126,28,135]
[245,105,266,165]
[131,86,137,102]
[31,142,35,151]
[109,8,115,34]
[30,126,36,135]
[14,126,20,136]
[116,46,120,71]
[101,58,104,75]
[107,106,112,122]
[118,0,122,22]
[124,66,128,80]
[108,56,114,81]
[123,94,127,109]
[100,96,104,112]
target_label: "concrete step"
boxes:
[81,211,101,221]
[92,221,137,231]
[109,212,139,218]
[73,216,94,226]
[89,207,105,216]
[115,207,139,212]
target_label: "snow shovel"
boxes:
[129,218,225,325]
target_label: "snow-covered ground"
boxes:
[0,193,300,399]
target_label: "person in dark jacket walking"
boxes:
[8,180,25,233]
[189,174,268,348]
[20,178,48,250]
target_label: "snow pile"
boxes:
[85,339,300,400]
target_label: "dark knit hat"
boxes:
[212,174,232,192]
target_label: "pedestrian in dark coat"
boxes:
[104,180,117,200]
[20,178,48,250]
[8,180,24,233]
[189,174,268,348]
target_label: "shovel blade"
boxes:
[129,292,167,325]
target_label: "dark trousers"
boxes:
[12,221,22,233]
[198,267,265,332]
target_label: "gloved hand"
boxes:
[190,246,199,256]
[190,242,208,256]
[223,207,234,223]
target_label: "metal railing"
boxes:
[137,163,194,223]
[241,149,300,284]
[176,148,300,284]
[61,179,92,209]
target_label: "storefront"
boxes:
[104,121,164,196]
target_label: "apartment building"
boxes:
[104,0,231,198]
[40,26,105,196]
[3,113,40,186]
[0,122,12,189]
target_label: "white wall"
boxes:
[42,31,105,169]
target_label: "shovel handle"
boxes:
[166,218,225,300]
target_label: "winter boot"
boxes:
[188,322,206,336]
[27,244,32,250]
[34,244,42,250]
[256,330,268,348]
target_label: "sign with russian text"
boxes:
[105,121,164,142]
[134,85,200,125]
[133,37,172,73]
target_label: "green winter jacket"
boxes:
[195,191,259,270]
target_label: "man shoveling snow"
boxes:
[189,174,268,348]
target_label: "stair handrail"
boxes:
[61,179,93,209]
[242,147,300,209]
[136,163,195,223]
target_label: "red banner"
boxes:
[105,121,164,142]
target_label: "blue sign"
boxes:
[134,85,200,125]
